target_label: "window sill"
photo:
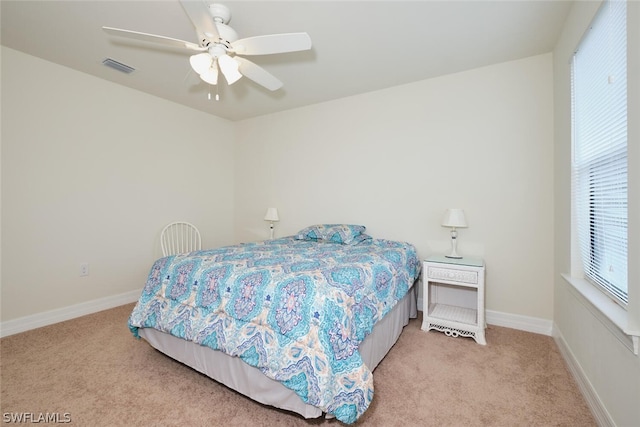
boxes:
[561,274,639,355]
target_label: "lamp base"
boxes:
[446,229,462,259]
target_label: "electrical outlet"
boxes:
[80,263,89,277]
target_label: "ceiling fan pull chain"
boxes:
[207,85,220,101]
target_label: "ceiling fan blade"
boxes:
[180,0,220,41]
[232,33,312,55]
[235,57,283,91]
[102,26,205,51]
[218,55,242,85]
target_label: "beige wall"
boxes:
[235,54,555,320]
[2,48,555,324]
[553,1,640,426]
[1,47,236,321]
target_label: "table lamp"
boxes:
[442,208,467,259]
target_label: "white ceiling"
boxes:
[1,1,573,121]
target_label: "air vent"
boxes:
[102,58,135,74]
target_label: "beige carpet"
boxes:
[1,304,595,426]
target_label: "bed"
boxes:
[128,224,421,424]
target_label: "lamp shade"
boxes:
[264,208,279,222]
[218,55,242,85]
[200,67,219,85]
[190,53,213,75]
[442,209,467,228]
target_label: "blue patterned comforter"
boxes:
[128,236,420,423]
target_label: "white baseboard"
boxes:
[0,289,142,338]
[485,309,554,336]
[417,296,553,336]
[553,325,615,427]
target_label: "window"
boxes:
[571,0,627,305]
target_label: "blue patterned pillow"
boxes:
[295,224,367,245]
[348,233,373,245]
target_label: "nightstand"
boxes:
[421,254,486,345]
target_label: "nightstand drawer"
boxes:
[427,266,478,284]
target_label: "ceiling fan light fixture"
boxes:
[189,53,213,75]
[200,67,219,85]
[218,55,242,85]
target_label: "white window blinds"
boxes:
[571,0,628,304]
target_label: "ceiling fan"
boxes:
[103,1,312,92]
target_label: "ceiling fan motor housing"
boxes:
[215,23,238,43]
[209,4,231,24]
